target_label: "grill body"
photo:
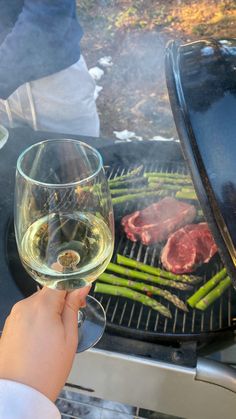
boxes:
[7,140,236,344]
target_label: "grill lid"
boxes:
[165,38,236,289]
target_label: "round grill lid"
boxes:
[165,38,236,288]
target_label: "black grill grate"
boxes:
[92,160,236,342]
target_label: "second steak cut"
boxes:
[121,197,196,245]
[161,222,218,274]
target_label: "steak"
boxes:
[161,222,218,274]
[121,197,196,245]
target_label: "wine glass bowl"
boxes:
[14,139,114,351]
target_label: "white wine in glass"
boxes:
[14,139,114,352]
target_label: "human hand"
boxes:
[0,286,90,401]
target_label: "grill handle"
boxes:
[196,357,236,393]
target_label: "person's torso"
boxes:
[0,0,83,98]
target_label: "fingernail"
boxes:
[78,285,91,299]
[68,285,91,302]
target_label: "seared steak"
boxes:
[121,197,196,245]
[161,222,218,274]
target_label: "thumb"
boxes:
[61,286,91,342]
[65,286,91,311]
[38,287,67,315]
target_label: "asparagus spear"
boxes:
[99,273,188,312]
[106,262,192,291]
[148,182,180,191]
[94,283,172,318]
[109,177,145,189]
[109,166,143,184]
[187,268,227,308]
[117,254,201,284]
[195,277,231,310]
[110,186,161,196]
[147,176,192,185]
[197,209,204,218]
[175,190,198,200]
[181,187,195,193]
[144,172,191,180]
[112,190,169,205]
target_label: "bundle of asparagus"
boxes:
[144,172,197,201]
[117,254,201,284]
[95,254,230,317]
[187,268,231,310]
[94,255,199,318]
[106,262,193,291]
[94,283,172,318]
[98,272,188,312]
[108,168,198,205]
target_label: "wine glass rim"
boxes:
[16,138,104,187]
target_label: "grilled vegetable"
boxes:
[108,166,143,184]
[106,262,192,291]
[110,186,160,196]
[181,187,196,193]
[111,189,197,204]
[144,172,191,180]
[187,268,227,308]
[175,190,198,201]
[148,183,180,191]
[99,272,188,312]
[94,283,172,318]
[109,177,145,189]
[108,167,199,204]
[111,184,180,196]
[146,176,192,186]
[117,254,201,284]
[195,276,231,310]
[111,190,169,205]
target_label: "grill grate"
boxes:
[92,160,236,342]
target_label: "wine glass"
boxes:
[14,139,114,352]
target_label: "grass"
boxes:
[169,0,236,38]
[77,0,236,38]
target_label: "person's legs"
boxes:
[0,56,100,137]
[0,88,27,128]
[30,55,100,136]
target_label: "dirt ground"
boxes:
[77,0,236,140]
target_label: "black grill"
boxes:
[6,138,236,344]
[92,159,236,342]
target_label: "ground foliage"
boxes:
[77,1,236,139]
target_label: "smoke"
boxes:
[81,20,178,139]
